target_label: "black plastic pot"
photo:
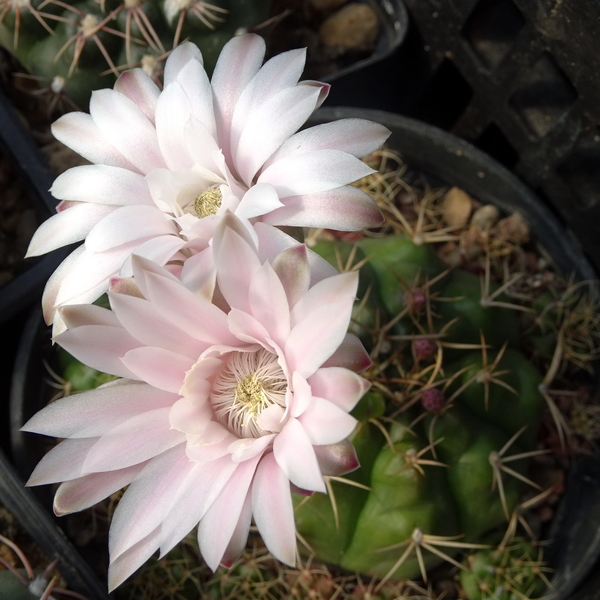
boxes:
[9,109,600,599]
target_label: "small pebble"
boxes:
[319,3,379,51]
[470,204,500,231]
[442,186,473,228]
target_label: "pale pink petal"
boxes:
[257,402,286,432]
[51,165,154,206]
[180,356,223,406]
[267,118,391,164]
[235,183,284,219]
[272,244,311,309]
[54,463,146,515]
[254,222,338,286]
[41,246,85,324]
[183,118,226,178]
[109,291,202,357]
[169,397,213,434]
[26,203,116,257]
[54,242,142,307]
[179,246,215,301]
[26,438,99,486]
[121,347,195,393]
[51,111,137,170]
[258,149,375,197]
[108,527,160,592]
[228,434,276,462]
[185,426,237,463]
[22,380,177,439]
[90,89,166,173]
[298,397,357,445]
[299,80,330,107]
[141,270,237,345]
[109,445,192,559]
[221,490,252,567]
[85,205,177,253]
[249,262,290,346]
[163,41,203,86]
[308,367,370,411]
[175,57,216,135]
[289,372,312,418]
[235,85,321,185]
[154,81,194,170]
[214,226,262,313]
[262,186,383,230]
[314,439,360,476]
[119,235,187,277]
[227,308,271,346]
[55,325,142,379]
[286,272,358,378]
[230,48,306,155]
[273,418,325,493]
[108,445,194,560]
[114,68,160,123]
[252,452,296,566]
[83,409,184,473]
[59,303,120,329]
[322,333,372,371]
[158,456,239,557]
[198,453,263,571]
[211,33,265,160]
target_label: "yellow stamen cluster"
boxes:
[194,188,222,218]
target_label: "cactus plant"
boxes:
[0,0,271,107]
[39,144,600,599]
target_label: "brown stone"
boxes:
[470,204,500,231]
[318,3,379,51]
[442,186,473,227]
[496,212,530,245]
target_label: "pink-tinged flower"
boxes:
[23,215,372,590]
[26,33,389,334]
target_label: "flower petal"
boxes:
[109,444,191,559]
[298,397,358,445]
[51,111,137,170]
[54,463,146,516]
[262,186,383,230]
[121,347,195,393]
[108,527,161,592]
[273,417,325,493]
[252,452,296,566]
[85,205,177,253]
[235,183,284,219]
[51,165,154,206]
[267,118,391,164]
[82,408,184,473]
[114,68,160,124]
[258,149,375,197]
[308,367,370,412]
[90,88,166,173]
[22,380,177,439]
[198,453,263,571]
[26,203,116,257]
[286,272,358,378]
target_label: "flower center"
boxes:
[194,188,222,218]
[210,349,287,438]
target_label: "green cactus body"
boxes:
[434,270,521,351]
[450,348,545,446]
[340,424,460,579]
[427,407,524,540]
[356,236,446,316]
[295,233,548,582]
[460,540,547,600]
[0,570,38,600]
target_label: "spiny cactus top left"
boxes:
[0,0,271,108]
